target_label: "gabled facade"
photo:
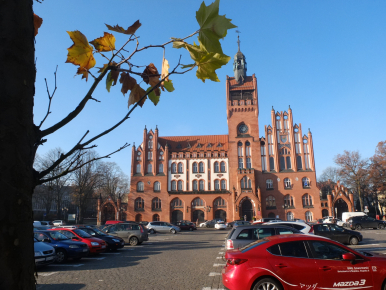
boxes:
[127,41,323,223]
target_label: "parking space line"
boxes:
[213,263,226,267]
[216,257,222,259]
[39,272,58,277]
[209,272,221,276]
[218,252,224,254]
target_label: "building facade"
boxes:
[127,43,323,224]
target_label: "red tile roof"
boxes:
[158,135,229,152]
[228,76,254,91]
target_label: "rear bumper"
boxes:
[35,255,56,266]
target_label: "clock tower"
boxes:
[226,37,262,220]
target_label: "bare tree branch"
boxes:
[39,66,58,129]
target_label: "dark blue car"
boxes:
[34,230,89,263]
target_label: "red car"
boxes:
[50,228,107,254]
[223,234,386,290]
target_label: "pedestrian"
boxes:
[244,215,247,221]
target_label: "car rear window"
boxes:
[131,225,140,230]
[240,239,268,253]
[237,228,275,240]
[292,224,306,231]
[227,229,236,239]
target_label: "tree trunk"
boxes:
[0,0,37,289]
[357,182,364,212]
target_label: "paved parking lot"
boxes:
[36,227,386,290]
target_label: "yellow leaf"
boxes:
[76,67,89,81]
[128,84,146,108]
[34,14,43,37]
[66,31,96,70]
[160,58,169,91]
[97,64,109,73]
[105,20,142,35]
[90,32,116,52]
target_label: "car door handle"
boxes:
[275,263,287,268]
[319,266,332,271]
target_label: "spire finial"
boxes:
[236,30,241,52]
[272,106,274,111]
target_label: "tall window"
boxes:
[220,161,226,172]
[136,164,141,173]
[199,180,204,191]
[148,152,152,160]
[178,162,183,173]
[238,141,243,156]
[159,163,163,173]
[246,158,251,169]
[152,198,161,210]
[148,139,153,149]
[221,179,226,190]
[199,162,204,173]
[137,182,144,192]
[266,179,273,189]
[297,156,303,170]
[171,163,177,173]
[245,141,251,156]
[193,162,198,173]
[302,177,310,188]
[241,176,249,189]
[192,198,204,207]
[305,211,313,222]
[238,158,243,168]
[284,195,294,207]
[171,181,176,191]
[193,180,198,191]
[214,162,219,172]
[286,212,294,221]
[302,194,313,207]
[177,180,183,191]
[266,196,276,207]
[152,214,160,221]
[135,197,144,209]
[269,157,275,171]
[284,178,291,189]
[214,180,220,190]
[154,181,160,192]
[171,198,182,208]
[214,197,226,207]
[147,164,152,173]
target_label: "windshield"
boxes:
[92,228,106,235]
[48,231,69,240]
[240,239,268,253]
[73,229,92,238]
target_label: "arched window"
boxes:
[302,177,310,188]
[266,179,273,189]
[199,180,204,191]
[152,197,161,210]
[266,196,276,207]
[220,161,226,172]
[171,163,177,173]
[199,162,204,173]
[154,181,160,192]
[193,180,198,191]
[171,198,182,208]
[284,178,291,189]
[286,212,294,221]
[178,162,183,173]
[148,140,153,149]
[171,180,176,191]
[214,180,220,190]
[305,211,313,222]
[137,182,144,192]
[238,157,243,168]
[302,194,313,207]
[241,176,248,189]
[193,162,198,173]
[214,197,226,207]
[159,163,163,173]
[147,164,152,173]
[245,141,250,156]
[214,162,219,173]
[221,179,226,190]
[284,194,294,207]
[135,197,144,210]
[192,198,204,207]
[237,141,243,156]
[177,180,183,191]
[152,214,160,221]
[135,214,142,222]
[136,164,141,173]
[148,151,153,160]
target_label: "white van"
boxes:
[341,212,366,223]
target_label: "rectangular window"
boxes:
[246,158,251,169]
[261,146,266,155]
[261,156,267,171]
[269,157,275,171]
[286,156,291,169]
[148,152,152,160]
[238,158,243,168]
[280,157,285,171]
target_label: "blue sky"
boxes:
[33,0,386,180]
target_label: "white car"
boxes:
[264,221,314,234]
[215,221,227,230]
[323,217,346,227]
[52,220,66,226]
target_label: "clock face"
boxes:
[160,151,164,156]
[137,152,141,156]
[238,124,248,134]
[149,135,153,140]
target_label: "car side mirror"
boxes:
[342,252,356,264]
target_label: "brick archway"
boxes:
[100,197,118,224]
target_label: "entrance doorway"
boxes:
[322,209,329,218]
[193,210,205,223]
[103,203,116,223]
[335,199,348,220]
[240,199,253,221]
[171,210,183,223]
[215,209,227,221]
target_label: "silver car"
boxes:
[146,221,181,234]
[34,238,56,266]
[104,223,148,246]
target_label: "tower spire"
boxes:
[236,30,241,52]
[233,31,247,84]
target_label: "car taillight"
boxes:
[226,239,234,249]
[226,259,248,265]
[140,225,144,233]
[309,226,314,234]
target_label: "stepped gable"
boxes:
[228,76,254,90]
[158,135,229,152]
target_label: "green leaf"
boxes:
[106,71,113,92]
[196,0,237,54]
[146,87,160,106]
[163,80,175,92]
[181,64,195,69]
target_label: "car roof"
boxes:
[262,234,330,242]
[233,224,299,229]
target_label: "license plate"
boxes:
[83,249,88,252]
[102,245,106,248]
[46,256,54,261]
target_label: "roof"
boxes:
[158,135,228,152]
[228,76,254,91]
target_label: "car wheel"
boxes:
[170,229,177,234]
[355,224,362,230]
[253,278,283,290]
[55,249,67,263]
[189,227,193,231]
[206,224,210,228]
[349,236,359,245]
[129,236,139,246]
[378,224,385,230]
[149,229,155,234]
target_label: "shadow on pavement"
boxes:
[36,284,86,290]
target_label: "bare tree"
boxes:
[97,162,129,201]
[334,151,369,212]
[318,166,339,183]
